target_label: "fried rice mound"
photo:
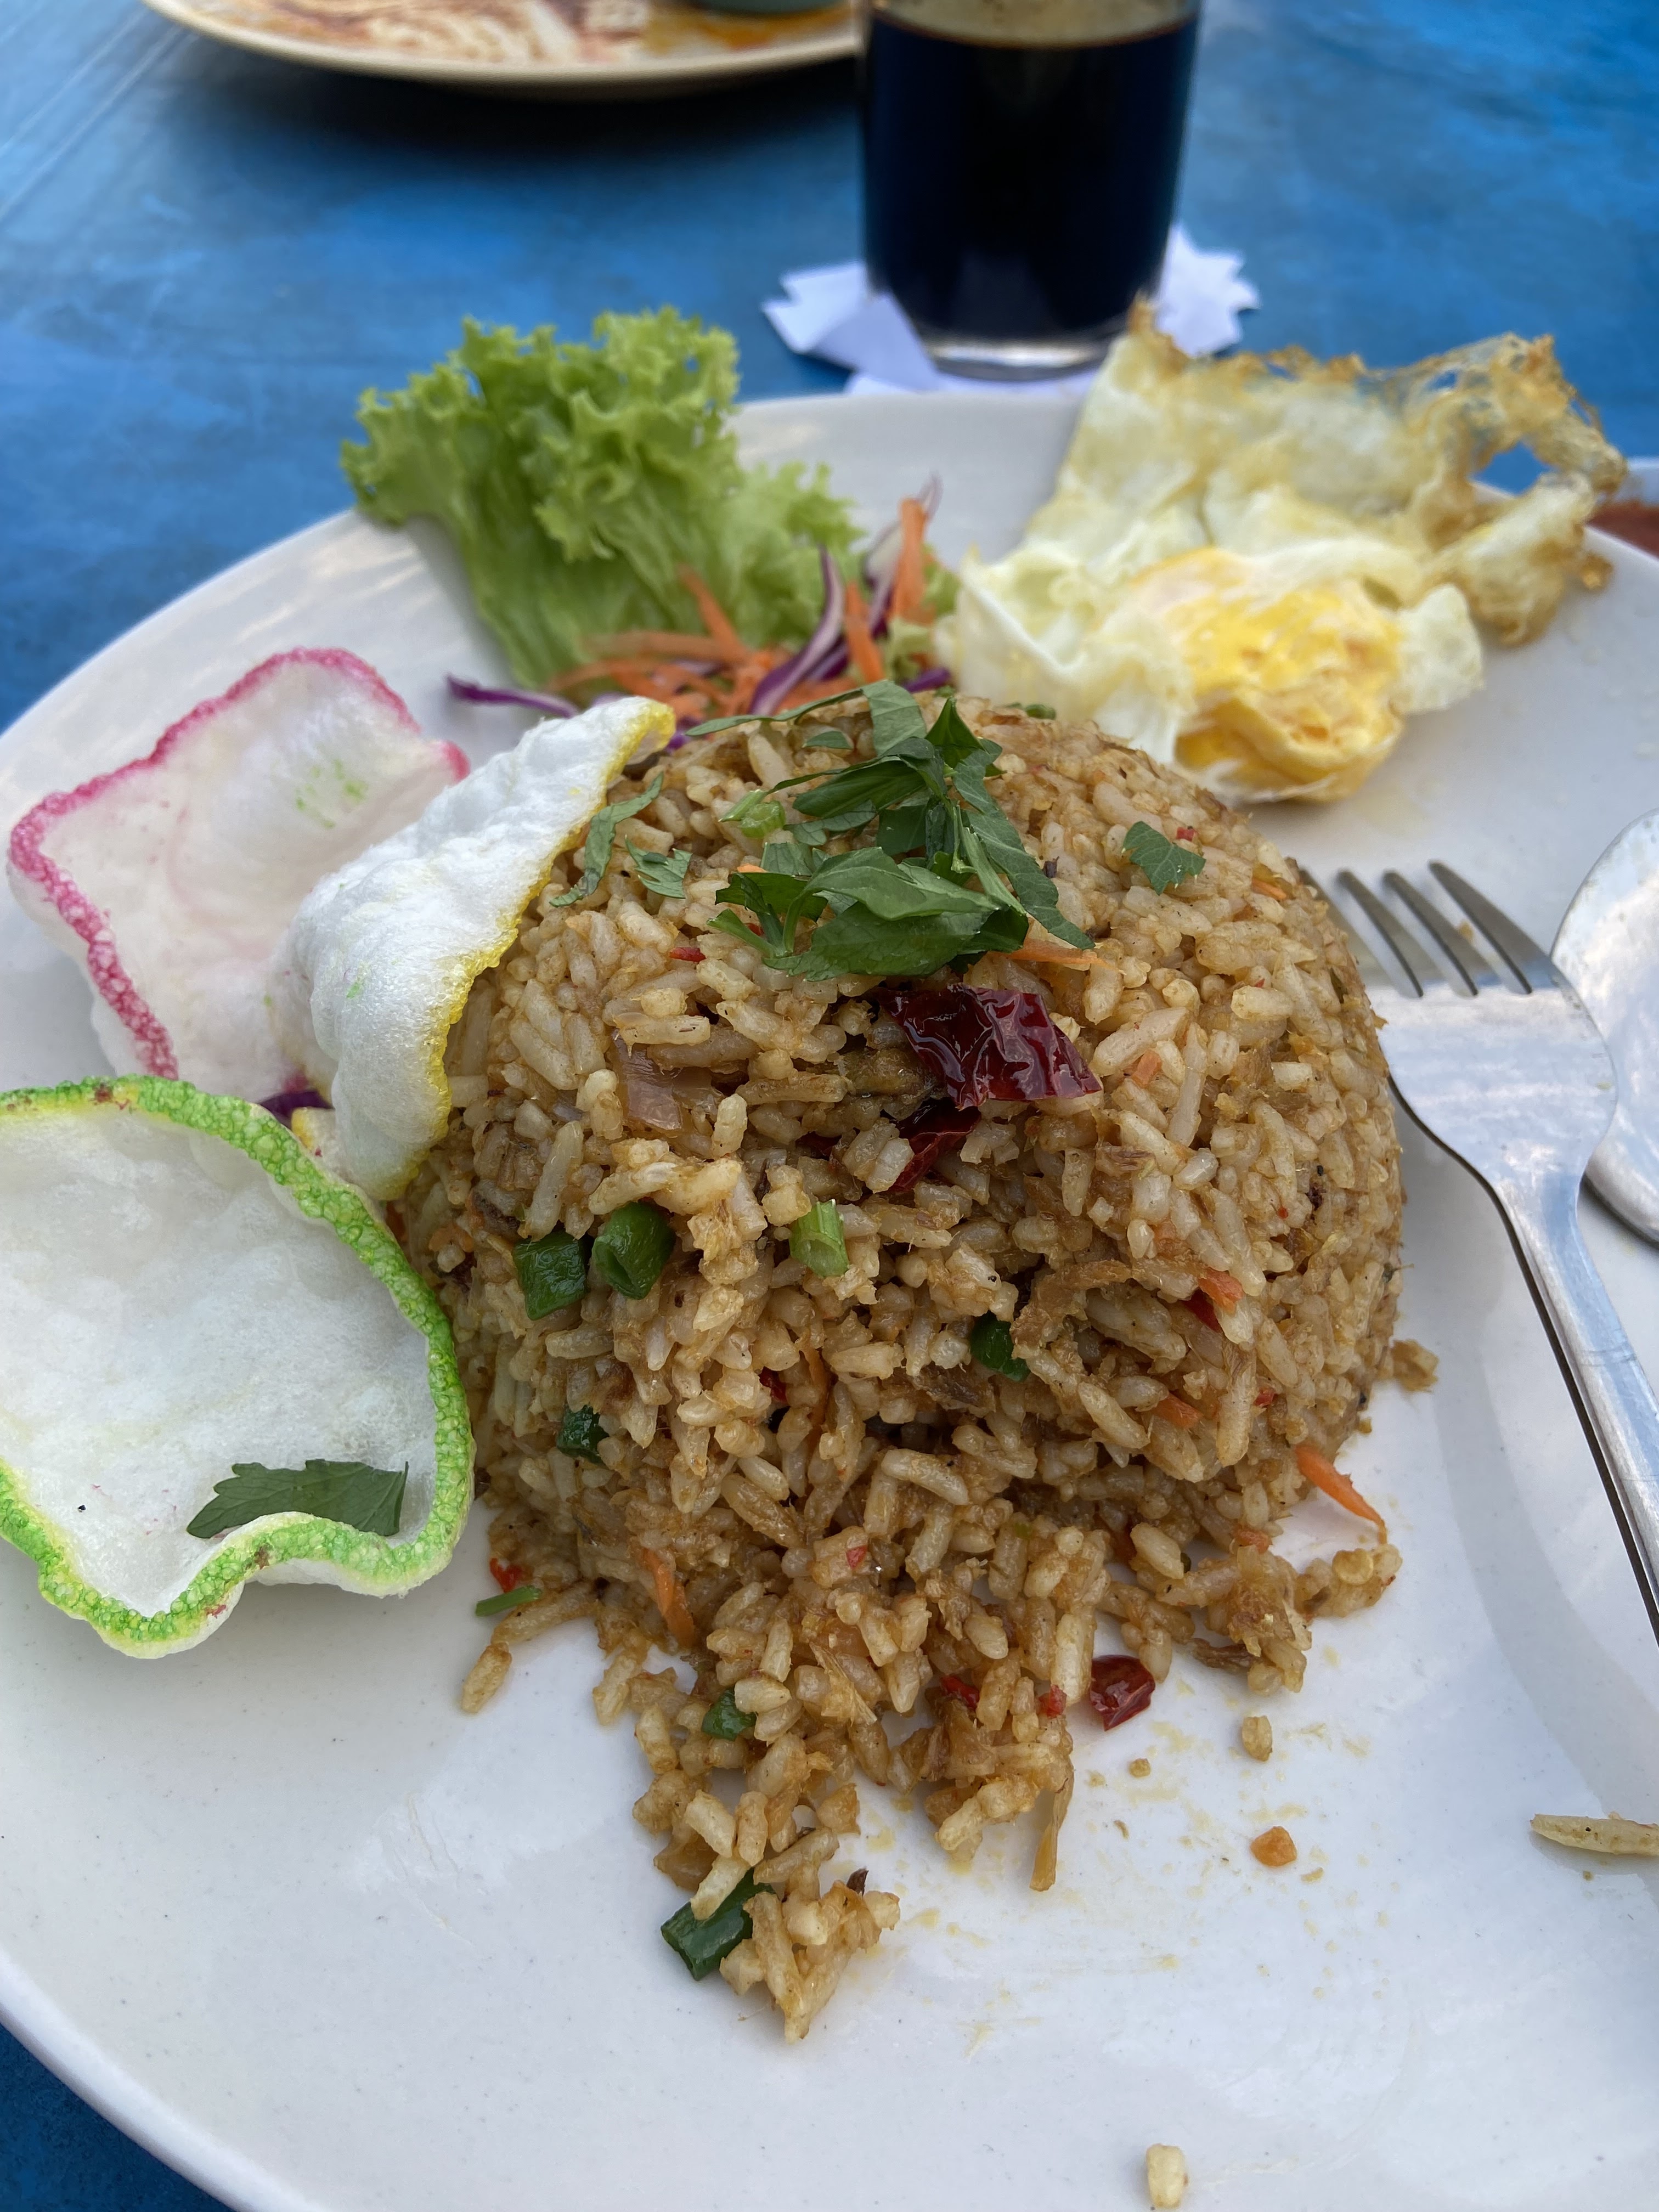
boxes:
[393,698,1406,2039]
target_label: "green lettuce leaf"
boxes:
[342,311,857,684]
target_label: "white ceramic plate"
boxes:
[3,396,1659,2212]
[139,0,855,99]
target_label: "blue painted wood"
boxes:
[1,2,1655,2202]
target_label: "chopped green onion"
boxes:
[557,1406,606,1463]
[790,1200,849,1279]
[476,1583,543,1618]
[970,1314,1029,1380]
[591,1201,676,1300]
[1122,820,1206,895]
[701,1685,755,1740]
[661,1870,771,1982]
[1021,702,1057,719]
[515,1228,589,1320]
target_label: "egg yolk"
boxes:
[1132,549,1405,797]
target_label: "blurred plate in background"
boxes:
[138,0,856,97]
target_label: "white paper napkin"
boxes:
[765,227,1259,396]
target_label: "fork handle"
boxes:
[1502,1175,1659,1635]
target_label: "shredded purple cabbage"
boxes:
[448,675,577,718]
[901,667,952,693]
[749,549,847,719]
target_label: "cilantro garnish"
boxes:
[969,1315,1029,1381]
[701,680,1091,981]
[548,774,663,908]
[629,843,691,898]
[1122,821,1206,895]
[556,1405,607,1463]
[187,1459,409,1539]
[701,1685,755,1739]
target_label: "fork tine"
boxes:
[1301,870,1394,995]
[1335,870,1435,995]
[1429,863,1555,991]
[1382,872,1499,991]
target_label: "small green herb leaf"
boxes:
[800,727,852,752]
[724,790,789,840]
[591,1201,676,1299]
[791,1199,849,1278]
[187,1459,409,1541]
[701,1685,755,1739]
[515,1228,589,1319]
[557,1406,606,1463]
[549,775,663,908]
[969,1316,1029,1381]
[476,1583,543,1618]
[1022,702,1057,719]
[629,844,691,898]
[1122,821,1206,895]
[661,1870,772,1981]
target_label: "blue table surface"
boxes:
[1,0,1655,2202]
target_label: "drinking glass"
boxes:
[861,0,1200,379]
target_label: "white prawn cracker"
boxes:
[5,648,466,1101]
[274,695,673,1199]
[0,1078,472,1655]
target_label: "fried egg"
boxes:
[943,319,1622,803]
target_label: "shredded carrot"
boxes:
[1005,944,1115,970]
[1198,1267,1243,1312]
[1295,1443,1387,1533]
[842,578,885,684]
[1233,1527,1272,1553]
[890,497,929,624]
[1154,1394,1201,1431]
[637,1545,699,1646]
[589,629,749,665]
[676,567,747,661]
[1130,1048,1164,1087]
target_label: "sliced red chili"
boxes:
[1037,1683,1066,1718]
[887,1097,980,1193]
[936,1673,980,1712]
[885,985,1101,1111]
[1088,1654,1155,1730]
[669,946,705,963]
[489,1557,531,1593]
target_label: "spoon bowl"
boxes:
[1554,808,1659,1244]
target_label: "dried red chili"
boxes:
[887,1097,980,1193]
[1088,1654,1155,1730]
[759,1369,789,1404]
[1037,1683,1066,1718]
[936,1673,980,1712]
[669,946,705,962]
[489,1557,531,1593]
[1186,1288,1221,1333]
[885,985,1101,1111]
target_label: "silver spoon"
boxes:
[1553,809,1659,1245]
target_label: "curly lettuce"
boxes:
[342,310,857,684]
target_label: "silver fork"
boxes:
[1318,862,1659,1636]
